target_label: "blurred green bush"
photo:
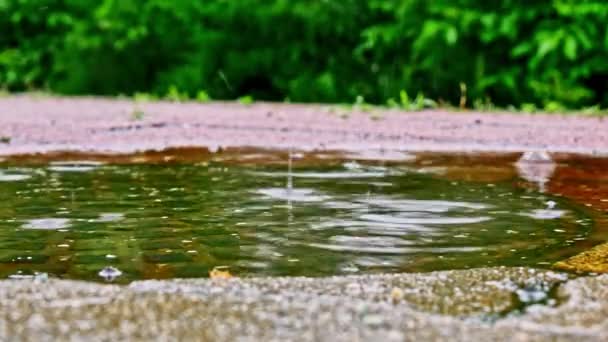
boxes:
[1,0,607,108]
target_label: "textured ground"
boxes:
[4,267,608,341]
[1,95,608,156]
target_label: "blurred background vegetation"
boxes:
[1,0,607,110]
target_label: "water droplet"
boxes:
[98,266,122,282]
[545,200,557,209]
[521,209,566,220]
[516,151,555,192]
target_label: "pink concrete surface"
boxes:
[0,95,607,156]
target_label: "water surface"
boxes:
[0,151,600,282]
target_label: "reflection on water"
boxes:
[92,212,125,223]
[0,154,595,282]
[0,168,35,182]
[21,218,71,230]
[0,173,31,182]
[48,161,104,173]
[255,188,331,202]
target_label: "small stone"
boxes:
[391,287,404,302]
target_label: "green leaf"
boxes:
[563,36,577,60]
[445,27,458,45]
[413,20,442,53]
[196,90,211,103]
[511,42,532,57]
[238,95,254,105]
[399,90,410,108]
[572,26,592,50]
[536,34,560,59]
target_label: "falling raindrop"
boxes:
[515,151,555,192]
[287,148,293,197]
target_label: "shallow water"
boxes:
[0,151,603,282]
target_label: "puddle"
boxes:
[0,149,606,282]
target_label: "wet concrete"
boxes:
[2,267,608,341]
[1,95,608,156]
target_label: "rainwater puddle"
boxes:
[0,149,606,282]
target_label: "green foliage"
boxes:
[195,90,211,103]
[165,85,188,102]
[521,103,538,113]
[237,95,254,105]
[133,92,156,102]
[2,0,608,109]
[398,90,437,110]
